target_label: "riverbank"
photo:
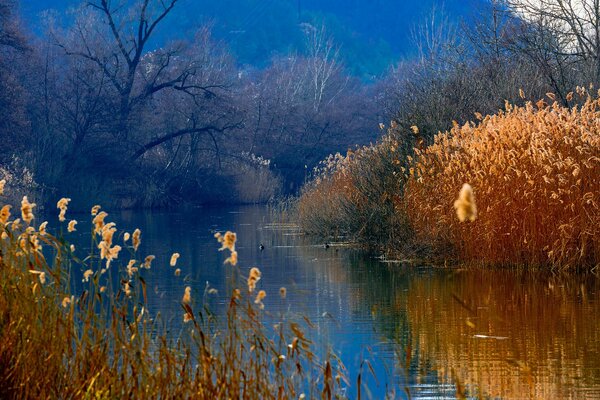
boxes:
[0,197,345,398]
[298,92,600,270]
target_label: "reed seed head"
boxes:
[57,198,71,222]
[454,184,477,222]
[132,228,141,251]
[182,286,192,304]
[0,204,11,225]
[67,220,77,232]
[170,252,180,267]
[21,196,35,224]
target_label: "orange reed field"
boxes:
[298,90,599,268]
[404,90,599,268]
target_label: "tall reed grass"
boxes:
[0,192,345,398]
[299,91,599,269]
[405,90,599,268]
[298,128,418,253]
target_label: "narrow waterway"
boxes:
[68,204,600,399]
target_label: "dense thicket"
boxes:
[0,0,380,208]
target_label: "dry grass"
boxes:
[299,91,599,269]
[404,90,600,269]
[298,130,416,252]
[0,194,345,398]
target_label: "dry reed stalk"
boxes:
[404,91,600,269]
[0,190,346,398]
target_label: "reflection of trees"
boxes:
[292,247,444,392]
[94,208,600,398]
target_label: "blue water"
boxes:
[55,204,600,399]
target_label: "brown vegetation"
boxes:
[405,91,600,269]
[297,130,417,252]
[300,92,600,269]
[0,192,344,398]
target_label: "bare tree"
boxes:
[302,23,347,113]
[505,0,600,98]
[0,0,30,161]
[0,0,26,50]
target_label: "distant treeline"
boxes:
[1,0,599,209]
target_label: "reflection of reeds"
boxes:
[0,192,345,398]
[402,270,600,399]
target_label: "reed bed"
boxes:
[298,130,416,252]
[404,90,600,269]
[0,190,345,398]
[299,90,600,269]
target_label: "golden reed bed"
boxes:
[300,89,599,269]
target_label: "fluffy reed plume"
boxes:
[20,196,35,224]
[67,220,77,232]
[124,281,132,297]
[144,255,155,269]
[123,232,130,242]
[405,93,600,268]
[126,260,138,277]
[254,290,266,309]
[0,204,11,225]
[98,241,121,266]
[56,198,71,222]
[170,252,180,267]
[225,250,238,266]
[102,222,116,244]
[92,211,107,234]
[174,268,181,276]
[91,205,101,216]
[248,267,261,292]
[215,231,236,251]
[29,270,45,284]
[215,231,238,265]
[98,221,121,266]
[61,296,72,308]
[39,221,48,235]
[182,286,192,304]
[280,287,287,299]
[0,179,5,195]
[453,184,477,222]
[132,228,141,251]
[83,269,93,282]
[0,203,346,399]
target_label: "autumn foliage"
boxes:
[301,91,600,269]
[403,91,599,268]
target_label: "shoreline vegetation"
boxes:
[0,193,348,398]
[298,90,600,270]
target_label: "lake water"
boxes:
[69,205,600,399]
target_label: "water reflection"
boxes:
[399,268,600,399]
[66,205,600,399]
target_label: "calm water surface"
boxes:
[71,205,600,399]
